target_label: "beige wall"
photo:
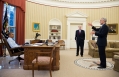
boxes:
[25,1,119,40]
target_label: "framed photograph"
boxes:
[32,22,40,32]
[108,23,118,35]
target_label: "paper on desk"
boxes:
[34,43,43,46]
[32,44,39,46]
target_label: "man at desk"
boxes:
[7,32,24,52]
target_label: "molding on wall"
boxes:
[27,0,119,8]
[66,11,88,18]
[54,0,118,3]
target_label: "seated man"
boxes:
[7,32,24,53]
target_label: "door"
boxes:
[70,25,78,48]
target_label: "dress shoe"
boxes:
[81,55,83,57]
[97,66,106,69]
[76,54,79,56]
[97,64,101,66]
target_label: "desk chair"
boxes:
[58,40,65,49]
[1,34,24,65]
[32,46,55,77]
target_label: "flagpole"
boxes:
[6,2,8,8]
[5,2,8,28]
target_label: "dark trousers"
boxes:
[76,42,84,56]
[13,48,24,53]
[98,46,106,67]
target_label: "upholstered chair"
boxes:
[32,46,55,77]
[58,40,65,49]
[113,55,119,72]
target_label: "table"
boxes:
[22,44,60,70]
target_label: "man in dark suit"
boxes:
[75,26,85,57]
[88,18,109,68]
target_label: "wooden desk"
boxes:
[23,44,60,70]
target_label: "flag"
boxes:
[3,5,8,31]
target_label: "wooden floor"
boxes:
[0,55,24,69]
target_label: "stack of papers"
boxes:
[32,44,39,46]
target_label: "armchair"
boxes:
[113,55,119,72]
[58,40,65,49]
[32,46,55,77]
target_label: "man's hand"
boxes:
[90,31,95,34]
[88,23,93,26]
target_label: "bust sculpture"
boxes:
[35,33,41,40]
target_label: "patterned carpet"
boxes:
[74,58,114,70]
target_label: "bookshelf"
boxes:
[49,25,61,40]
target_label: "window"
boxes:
[3,4,16,40]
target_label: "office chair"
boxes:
[1,34,24,65]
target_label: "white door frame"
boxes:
[66,12,87,49]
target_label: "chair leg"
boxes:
[52,62,54,71]
[32,63,34,77]
[17,56,24,65]
[9,56,24,65]
[9,59,15,64]
[38,65,40,71]
[49,64,52,77]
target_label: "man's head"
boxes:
[100,17,107,25]
[8,32,14,38]
[78,25,82,30]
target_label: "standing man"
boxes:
[75,26,85,57]
[88,18,109,68]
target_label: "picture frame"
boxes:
[107,23,118,35]
[32,22,40,32]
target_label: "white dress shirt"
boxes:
[79,30,81,33]
[7,37,20,48]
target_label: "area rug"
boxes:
[74,58,114,70]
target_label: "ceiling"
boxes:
[27,0,119,8]
[53,0,118,3]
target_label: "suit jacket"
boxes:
[92,24,109,47]
[75,30,85,46]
